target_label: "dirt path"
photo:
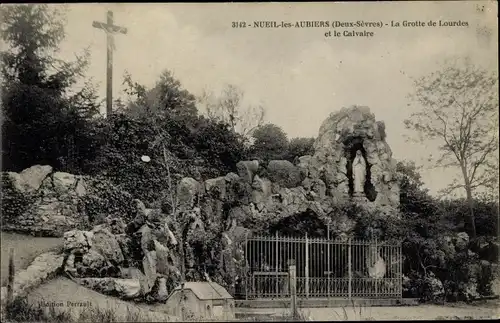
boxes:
[0,232,62,286]
[26,277,179,321]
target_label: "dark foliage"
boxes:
[397,160,499,302]
[1,4,101,173]
[249,123,289,161]
[285,137,315,162]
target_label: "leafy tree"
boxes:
[189,116,248,177]
[1,4,100,173]
[285,137,315,162]
[89,72,248,203]
[395,159,497,301]
[249,123,289,161]
[397,160,438,217]
[122,70,197,122]
[405,58,499,238]
[198,84,265,138]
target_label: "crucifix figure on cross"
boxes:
[93,10,127,117]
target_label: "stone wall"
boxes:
[3,165,92,237]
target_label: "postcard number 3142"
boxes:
[232,22,247,28]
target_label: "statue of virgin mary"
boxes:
[352,150,366,195]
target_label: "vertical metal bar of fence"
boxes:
[327,225,330,299]
[257,237,260,297]
[275,232,279,298]
[327,243,331,299]
[245,234,248,300]
[334,239,337,296]
[382,244,386,297]
[375,238,378,298]
[383,244,386,297]
[305,233,309,299]
[399,241,403,299]
[289,259,297,318]
[348,239,352,300]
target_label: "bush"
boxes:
[249,123,289,161]
[285,137,315,163]
[354,207,407,242]
[78,176,137,224]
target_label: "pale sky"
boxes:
[7,2,500,196]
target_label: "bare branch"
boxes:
[198,84,266,138]
[468,135,497,182]
[406,59,498,203]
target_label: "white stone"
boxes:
[154,240,170,276]
[52,172,77,192]
[74,178,87,196]
[18,165,53,192]
[143,250,158,294]
[114,278,141,299]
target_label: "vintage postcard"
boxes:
[0,1,498,321]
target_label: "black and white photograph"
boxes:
[0,1,498,321]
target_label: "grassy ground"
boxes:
[0,232,63,286]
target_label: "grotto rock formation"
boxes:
[305,105,400,215]
[58,106,401,302]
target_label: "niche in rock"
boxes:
[269,209,326,238]
[343,137,377,202]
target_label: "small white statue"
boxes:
[352,150,366,195]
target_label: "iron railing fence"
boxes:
[243,233,402,300]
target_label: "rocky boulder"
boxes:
[205,177,227,200]
[236,160,259,182]
[455,232,470,251]
[6,165,53,193]
[423,273,445,302]
[176,177,203,211]
[91,226,124,265]
[77,277,141,299]
[64,230,93,253]
[63,226,127,278]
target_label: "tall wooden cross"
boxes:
[92,11,128,117]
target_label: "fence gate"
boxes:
[243,233,402,300]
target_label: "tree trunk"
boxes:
[465,186,476,238]
[461,164,477,239]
